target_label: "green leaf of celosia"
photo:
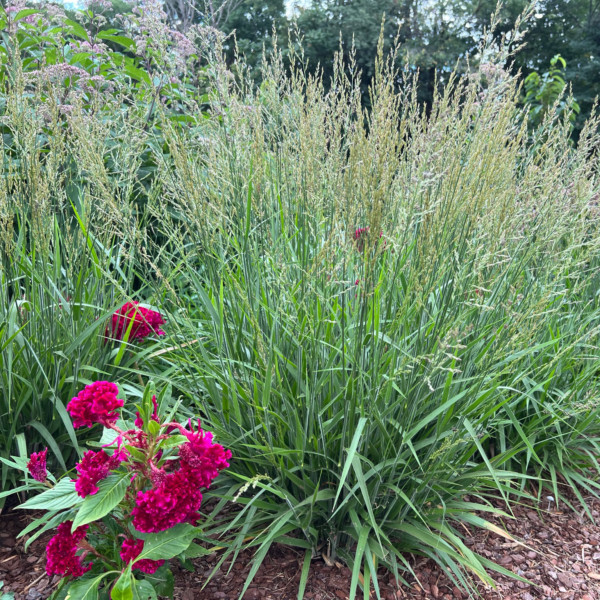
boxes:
[17,478,82,511]
[136,523,197,561]
[72,474,129,529]
[110,565,133,600]
[132,580,157,600]
[66,573,114,600]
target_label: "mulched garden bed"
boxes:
[3,493,600,600]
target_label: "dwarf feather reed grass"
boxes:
[149,33,600,598]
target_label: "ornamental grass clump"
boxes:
[4,381,231,598]
[147,13,600,599]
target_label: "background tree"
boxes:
[152,0,597,130]
[163,0,246,30]
[221,0,286,76]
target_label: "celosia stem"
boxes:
[78,539,114,565]
[105,424,137,445]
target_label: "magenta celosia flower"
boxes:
[354,227,370,253]
[353,227,384,253]
[131,470,203,533]
[46,522,91,578]
[120,538,165,574]
[27,448,48,482]
[73,449,125,498]
[179,421,231,488]
[108,302,165,342]
[354,227,369,240]
[67,381,124,428]
[134,394,159,428]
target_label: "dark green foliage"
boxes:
[523,54,580,129]
[222,0,286,78]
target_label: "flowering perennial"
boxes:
[120,538,164,574]
[108,302,165,342]
[179,421,232,489]
[38,378,231,591]
[73,449,124,497]
[132,421,230,533]
[353,227,385,253]
[67,381,123,428]
[27,448,48,482]
[46,522,91,578]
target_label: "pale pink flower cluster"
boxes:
[125,0,196,71]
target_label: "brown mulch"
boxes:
[2,494,600,600]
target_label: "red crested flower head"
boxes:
[120,538,165,574]
[27,448,48,482]
[67,381,123,428]
[131,470,203,533]
[108,302,165,342]
[179,420,231,489]
[46,521,91,578]
[73,449,125,497]
[134,394,159,429]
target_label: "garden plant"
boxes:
[1,1,600,599]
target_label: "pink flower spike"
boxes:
[179,420,231,488]
[72,449,125,498]
[27,448,48,482]
[108,302,165,342]
[132,470,203,533]
[354,227,369,240]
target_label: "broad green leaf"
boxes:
[66,574,113,600]
[123,64,151,85]
[141,566,173,598]
[64,18,90,41]
[96,33,136,50]
[136,523,196,561]
[182,542,210,558]
[14,9,39,21]
[72,474,129,529]
[132,580,156,600]
[18,479,81,511]
[110,566,132,600]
